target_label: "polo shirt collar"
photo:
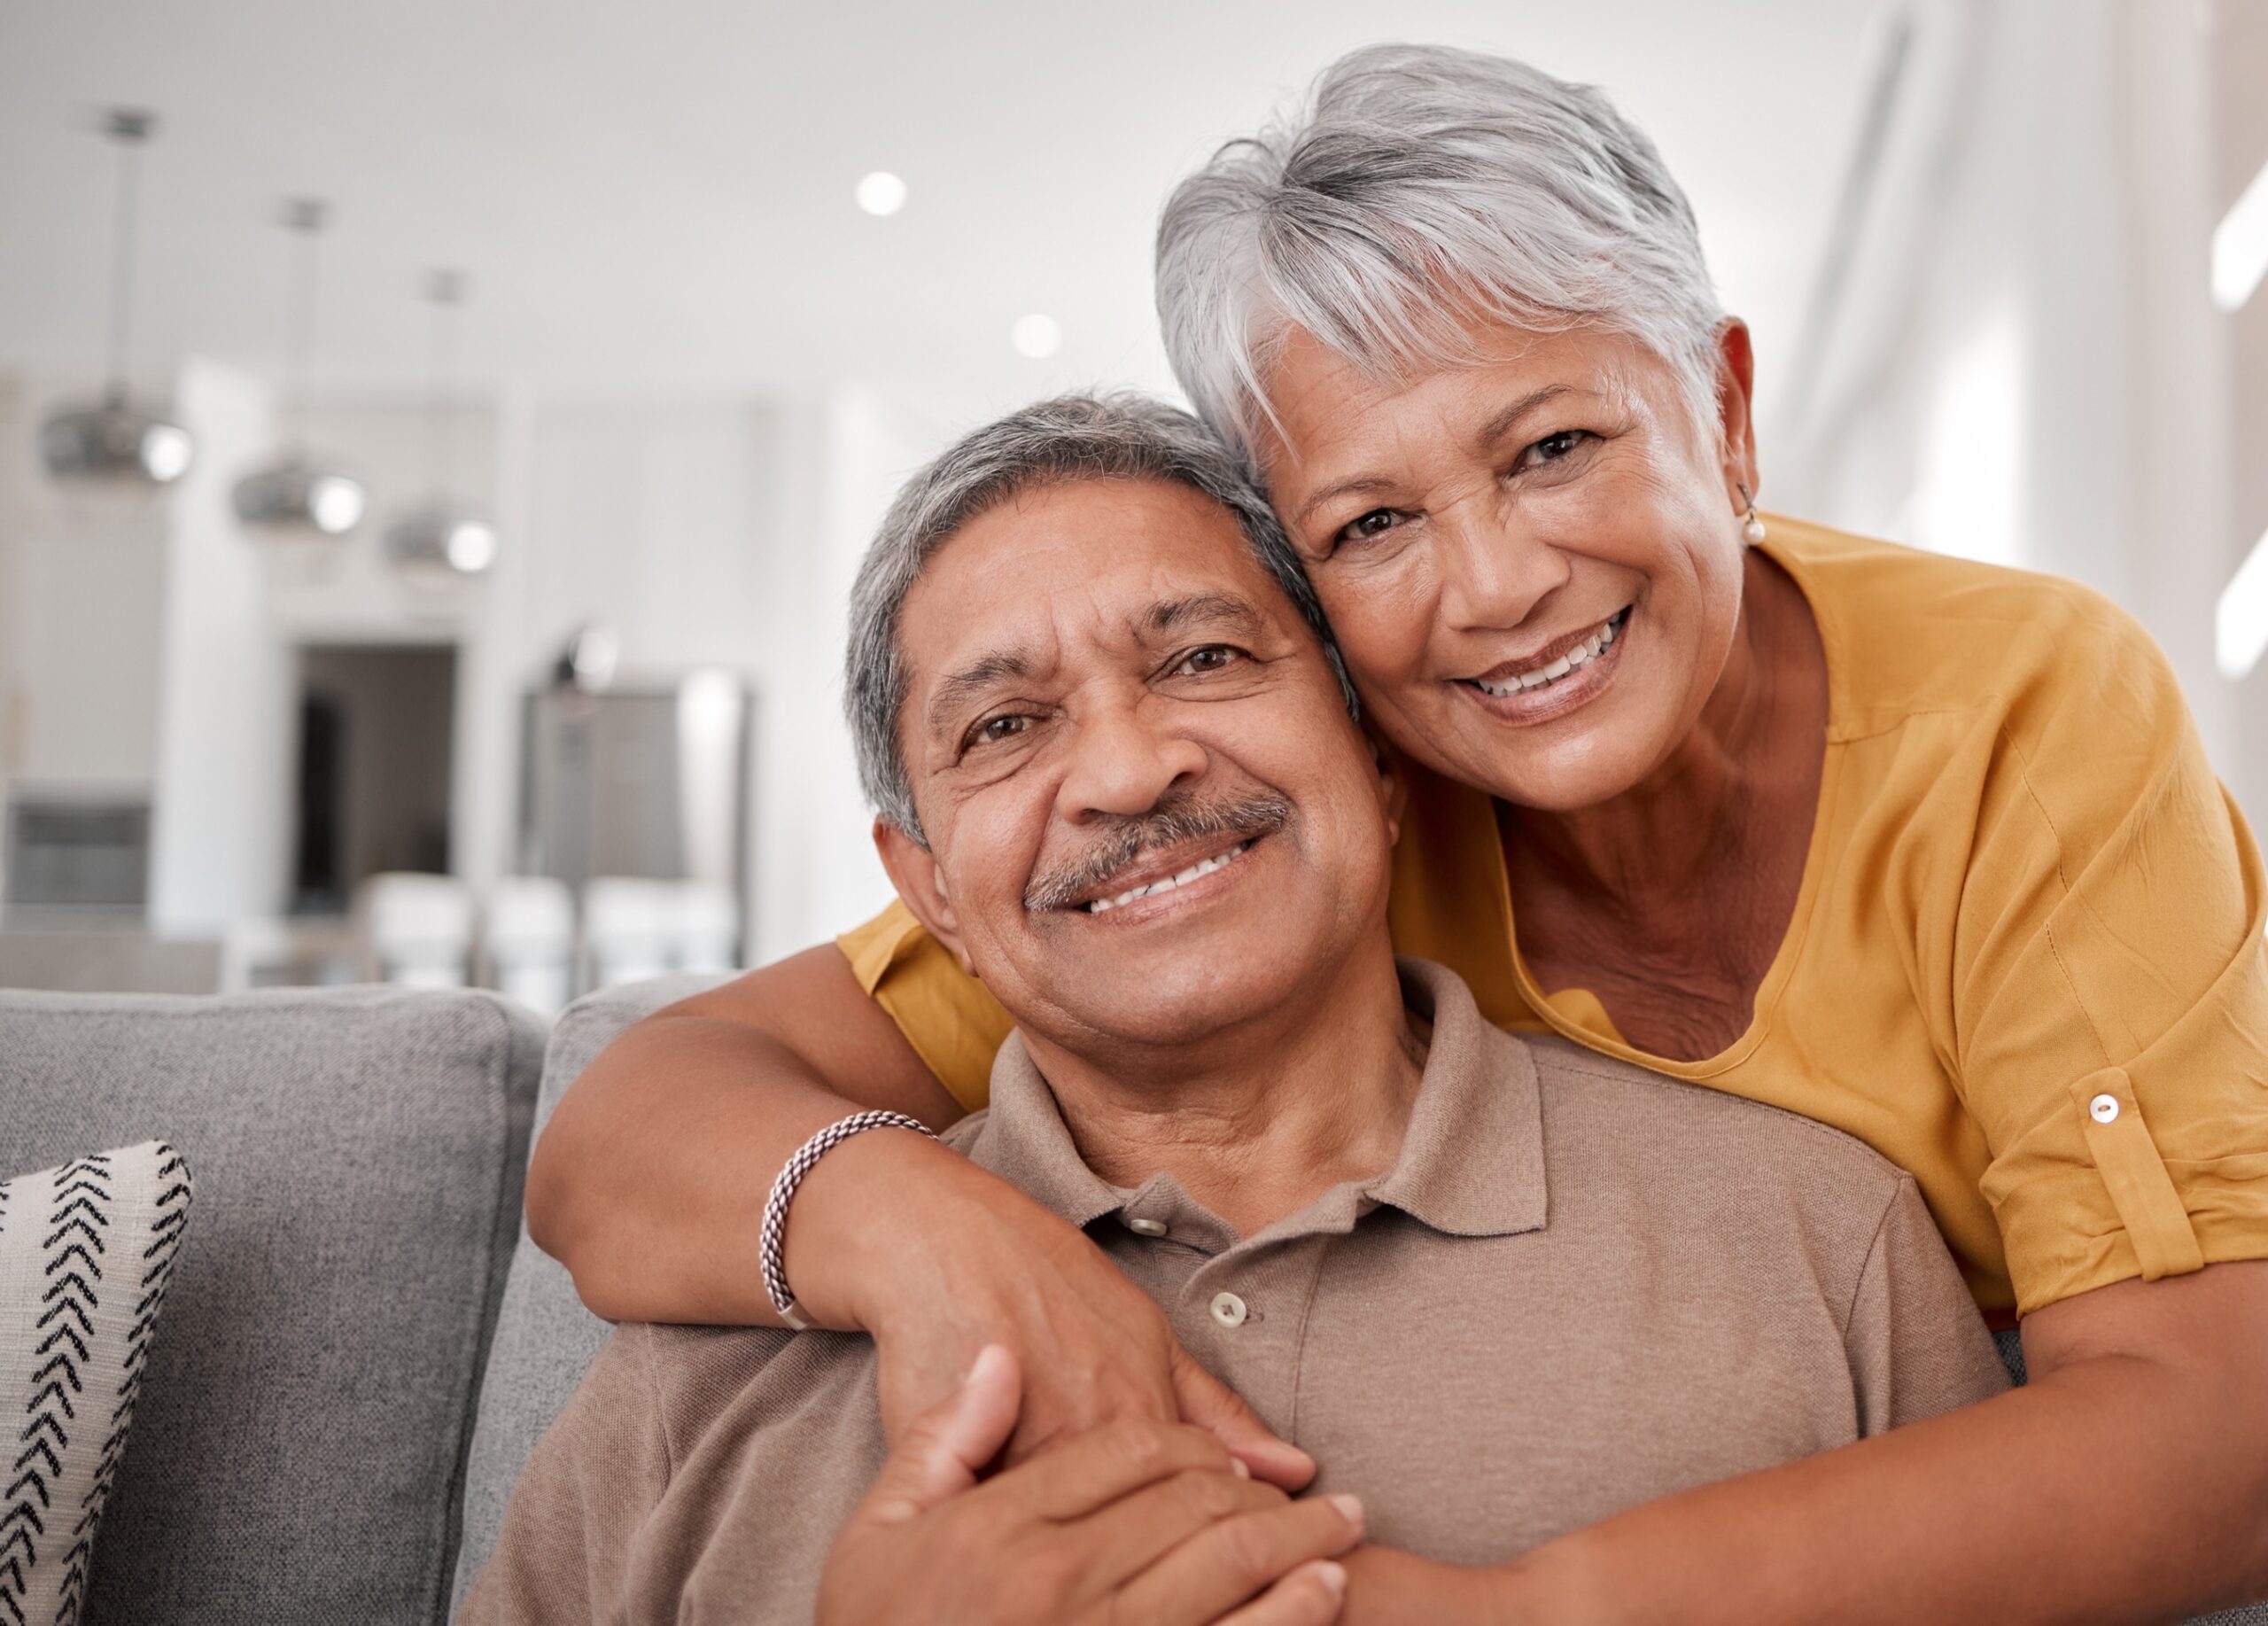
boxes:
[966,957,1548,1244]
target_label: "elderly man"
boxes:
[462,395,2005,1626]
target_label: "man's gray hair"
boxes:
[845,393,1356,843]
[1156,43,1724,465]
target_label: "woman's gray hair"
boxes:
[1157,43,1724,465]
[845,392,1355,843]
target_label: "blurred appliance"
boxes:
[517,671,750,922]
[3,794,151,913]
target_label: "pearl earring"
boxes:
[1737,484,1767,545]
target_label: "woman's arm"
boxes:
[524,944,1315,1484]
[1338,1262,2268,1624]
[527,945,959,1326]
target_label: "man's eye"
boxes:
[1173,645,1242,677]
[1520,429,1593,469]
[1333,509,1402,548]
[968,713,1031,749]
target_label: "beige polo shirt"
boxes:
[462,959,2008,1626]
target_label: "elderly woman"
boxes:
[530,43,2268,1622]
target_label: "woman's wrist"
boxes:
[775,1125,1030,1334]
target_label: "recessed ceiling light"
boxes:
[856,171,908,217]
[1012,314,1061,359]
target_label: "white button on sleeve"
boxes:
[1208,1291,1247,1328]
[1126,1217,1168,1238]
[2089,1093,2121,1124]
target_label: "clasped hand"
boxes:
[818,1346,1364,1626]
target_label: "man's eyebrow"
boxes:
[1144,593,1266,640]
[1288,384,1577,529]
[923,649,1035,740]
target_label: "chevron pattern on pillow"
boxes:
[0,1141,192,1626]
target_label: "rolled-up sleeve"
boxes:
[1960,599,2268,1314]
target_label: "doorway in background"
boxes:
[291,643,457,914]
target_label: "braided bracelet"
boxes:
[758,1110,936,1330]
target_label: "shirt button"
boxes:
[1126,1217,1168,1238]
[1209,1291,1248,1328]
[2090,1093,2121,1124]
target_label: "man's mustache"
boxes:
[1023,789,1293,913]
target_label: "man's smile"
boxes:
[1075,834,1262,914]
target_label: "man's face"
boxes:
[878,475,1399,1054]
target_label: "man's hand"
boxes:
[818,1134,1317,1490]
[819,1345,1363,1626]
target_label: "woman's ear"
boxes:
[873,819,977,977]
[1713,318,1761,506]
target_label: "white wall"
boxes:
[0,377,171,797]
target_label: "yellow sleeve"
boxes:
[835,899,1013,1113]
[1961,595,2268,1314]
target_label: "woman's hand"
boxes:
[818,1345,1361,1626]
[789,1128,1317,1489]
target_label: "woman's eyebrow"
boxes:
[1291,475,1396,529]
[1288,384,1577,526]
[1473,383,1574,449]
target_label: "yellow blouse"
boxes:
[839,517,2268,1319]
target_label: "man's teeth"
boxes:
[1084,840,1254,914]
[1472,611,1625,698]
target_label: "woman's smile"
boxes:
[1457,604,1632,727]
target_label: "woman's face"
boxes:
[1257,318,1758,812]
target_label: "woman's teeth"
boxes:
[1472,609,1627,698]
[1084,840,1255,914]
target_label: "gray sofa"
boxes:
[4,980,2262,1624]
[0,976,711,1626]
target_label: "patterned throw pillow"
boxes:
[0,1142,192,1626]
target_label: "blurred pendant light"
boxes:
[383,268,497,577]
[39,109,196,486]
[233,198,366,537]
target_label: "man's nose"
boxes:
[1433,503,1569,632]
[1053,699,1208,823]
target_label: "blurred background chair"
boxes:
[583,876,741,992]
[358,872,475,989]
[484,875,576,1017]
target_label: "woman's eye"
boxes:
[1521,429,1592,469]
[1333,509,1402,549]
[1174,644,1241,677]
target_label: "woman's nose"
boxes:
[1433,507,1569,632]
[1053,704,1209,823]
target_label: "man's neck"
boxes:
[1017,937,1425,1238]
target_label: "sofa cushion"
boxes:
[0,1140,193,1626]
[450,974,726,1617]
[0,986,542,1626]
